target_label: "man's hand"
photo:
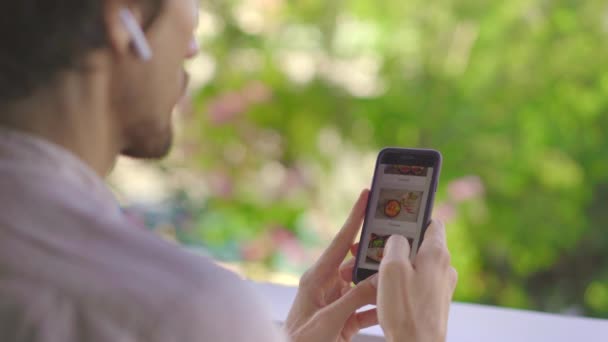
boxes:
[377,221,458,342]
[285,189,378,342]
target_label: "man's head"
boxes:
[0,0,199,159]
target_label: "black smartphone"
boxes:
[352,147,442,284]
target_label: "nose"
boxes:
[186,37,199,59]
[186,0,200,60]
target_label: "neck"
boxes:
[0,71,122,177]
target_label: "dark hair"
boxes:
[0,1,164,105]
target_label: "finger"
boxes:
[449,266,458,293]
[350,243,360,256]
[317,189,369,270]
[423,219,446,246]
[355,308,379,329]
[378,236,412,314]
[323,274,377,322]
[378,235,414,299]
[341,285,352,297]
[417,220,451,267]
[382,235,413,271]
[342,308,379,340]
[339,257,356,283]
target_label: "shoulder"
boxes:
[144,263,288,342]
[95,239,288,342]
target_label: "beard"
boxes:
[120,119,174,159]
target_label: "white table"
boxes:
[252,282,608,342]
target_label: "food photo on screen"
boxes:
[366,233,414,264]
[374,189,423,222]
[384,164,428,177]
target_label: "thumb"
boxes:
[321,275,378,322]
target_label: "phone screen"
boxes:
[354,148,441,282]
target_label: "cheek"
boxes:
[146,32,187,86]
[147,5,196,58]
[181,0,199,28]
[150,28,192,69]
[176,0,198,42]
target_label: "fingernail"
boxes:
[370,274,379,288]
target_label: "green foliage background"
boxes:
[167,0,608,318]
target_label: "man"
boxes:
[0,1,457,341]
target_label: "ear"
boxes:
[103,0,145,58]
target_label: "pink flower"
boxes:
[241,239,271,261]
[447,176,485,203]
[207,92,248,124]
[434,203,457,223]
[206,82,273,125]
[208,171,234,198]
[271,227,306,264]
[271,227,295,244]
[242,81,273,104]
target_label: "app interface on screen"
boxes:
[358,163,434,270]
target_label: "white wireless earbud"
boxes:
[118,8,153,61]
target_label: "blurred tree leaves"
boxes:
[178,0,608,317]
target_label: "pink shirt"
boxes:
[0,127,286,342]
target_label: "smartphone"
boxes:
[353,147,442,284]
